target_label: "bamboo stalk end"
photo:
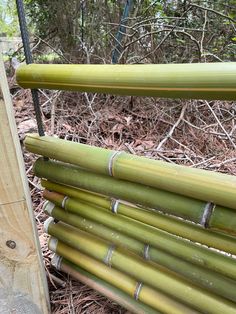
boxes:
[43,201,55,215]
[51,254,62,270]
[44,217,55,233]
[48,237,58,252]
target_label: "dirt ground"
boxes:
[8,68,236,313]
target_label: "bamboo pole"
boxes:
[46,224,236,314]
[26,135,236,211]
[36,159,205,223]
[34,158,236,235]
[42,181,236,254]
[16,63,236,100]
[43,196,236,281]
[52,255,159,314]
[49,250,198,314]
[44,207,236,302]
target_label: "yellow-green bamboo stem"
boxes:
[34,158,236,235]
[16,63,236,100]
[26,135,236,211]
[209,206,236,234]
[42,180,236,254]
[47,223,236,314]
[49,248,199,314]
[44,206,236,302]
[36,158,205,223]
[53,255,159,314]
[43,194,236,281]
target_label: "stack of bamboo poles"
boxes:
[26,134,236,314]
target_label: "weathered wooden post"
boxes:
[0,55,50,313]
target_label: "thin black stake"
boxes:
[16,0,45,136]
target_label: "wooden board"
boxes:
[0,56,50,313]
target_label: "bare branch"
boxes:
[204,100,236,149]
[156,103,187,151]
[190,3,236,24]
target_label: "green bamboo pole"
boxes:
[209,206,236,234]
[34,158,236,235]
[16,63,236,100]
[43,195,236,281]
[46,223,236,314]
[25,135,236,210]
[35,158,205,223]
[42,180,236,254]
[49,249,199,314]
[52,255,159,314]
[44,207,236,302]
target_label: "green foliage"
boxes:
[0,0,18,37]
[9,0,236,63]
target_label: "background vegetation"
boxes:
[1,0,236,63]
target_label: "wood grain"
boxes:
[0,56,50,313]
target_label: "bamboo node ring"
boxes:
[108,151,123,176]
[200,202,215,228]
[111,199,119,214]
[134,282,143,300]
[143,244,150,260]
[104,244,116,267]
[61,196,69,209]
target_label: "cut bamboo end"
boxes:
[43,201,56,215]
[49,240,199,314]
[48,237,58,252]
[44,217,55,233]
[42,200,49,212]
[51,254,62,271]
[48,236,236,314]
[38,159,236,236]
[41,181,236,254]
[57,258,159,314]
[28,139,236,214]
[44,203,236,301]
[35,158,205,223]
[45,194,236,281]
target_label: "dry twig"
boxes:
[156,103,187,151]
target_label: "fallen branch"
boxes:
[156,103,187,151]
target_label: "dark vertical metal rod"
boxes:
[16,0,45,136]
[81,0,85,43]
